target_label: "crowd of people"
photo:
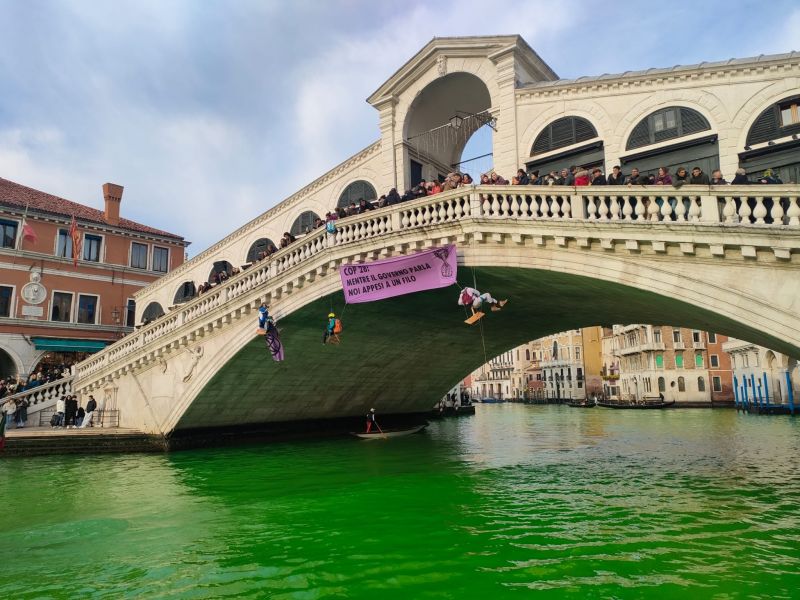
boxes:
[0,363,75,429]
[174,163,788,307]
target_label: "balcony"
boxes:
[692,341,706,350]
[673,341,686,350]
[616,342,666,356]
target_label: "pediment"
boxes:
[367,35,558,107]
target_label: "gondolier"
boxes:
[365,408,378,433]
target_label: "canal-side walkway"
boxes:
[3,426,166,457]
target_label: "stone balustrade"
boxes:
[74,184,800,387]
[1,376,74,414]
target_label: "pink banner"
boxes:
[340,244,457,304]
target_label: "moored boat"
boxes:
[567,401,596,408]
[596,400,676,409]
[350,424,428,439]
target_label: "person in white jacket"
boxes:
[55,396,66,428]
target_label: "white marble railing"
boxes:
[1,376,73,414]
[75,184,800,383]
[478,184,800,225]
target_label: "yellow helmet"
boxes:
[328,312,335,318]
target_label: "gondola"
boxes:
[567,401,596,408]
[596,400,676,409]
[350,424,428,439]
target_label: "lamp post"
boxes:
[111,307,121,338]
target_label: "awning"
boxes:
[31,338,110,353]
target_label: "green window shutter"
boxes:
[695,354,703,367]
[676,354,684,368]
[655,355,663,368]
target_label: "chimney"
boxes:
[103,183,124,226]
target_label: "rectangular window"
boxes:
[780,103,799,127]
[710,354,720,368]
[126,299,136,327]
[672,329,681,343]
[51,292,73,322]
[653,329,662,343]
[1,219,18,249]
[708,333,717,344]
[83,234,102,262]
[692,331,701,343]
[77,294,98,324]
[153,246,169,273]
[56,229,73,258]
[655,354,664,368]
[712,376,722,392]
[675,354,684,369]
[0,286,12,317]
[130,242,148,269]
[695,354,704,368]
[575,347,581,360]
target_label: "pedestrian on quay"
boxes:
[64,395,78,429]
[55,395,65,428]
[81,395,97,429]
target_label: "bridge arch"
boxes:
[246,238,277,263]
[401,71,495,183]
[526,114,604,175]
[336,180,377,209]
[173,281,196,305]
[0,345,22,379]
[289,211,321,237]
[141,301,165,324]
[732,79,800,150]
[156,238,799,434]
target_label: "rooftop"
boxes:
[519,51,800,91]
[0,176,185,241]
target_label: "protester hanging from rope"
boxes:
[323,312,343,345]
[458,286,507,324]
[264,316,285,362]
[257,303,271,334]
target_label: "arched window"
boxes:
[290,211,320,237]
[697,376,706,392]
[658,377,666,392]
[532,116,597,155]
[142,301,165,324]
[677,376,686,392]
[208,261,233,284]
[337,181,377,208]
[173,282,196,305]
[246,238,276,263]
[525,349,531,361]
[747,95,800,145]
[626,107,711,150]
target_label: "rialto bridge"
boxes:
[44,35,800,435]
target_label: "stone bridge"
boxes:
[72,184,800,436]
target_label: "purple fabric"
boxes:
[264,323,284,362]
[340,244,457,304]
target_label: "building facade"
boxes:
[0,178,187,378]
[722,338,800,406]
[602,325,734,405]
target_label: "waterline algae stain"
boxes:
[1,405,798,598]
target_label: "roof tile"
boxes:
[0,176,184,241]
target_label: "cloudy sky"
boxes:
[1,0,798,254]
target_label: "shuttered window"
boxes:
[626,107,711,150]
[746,96,800,145]
[532,117,598,155]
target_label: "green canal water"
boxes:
[1,405,799,599]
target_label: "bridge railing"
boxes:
[74,183,800,384]
[0,376,74,415]
[477,184,800,225]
